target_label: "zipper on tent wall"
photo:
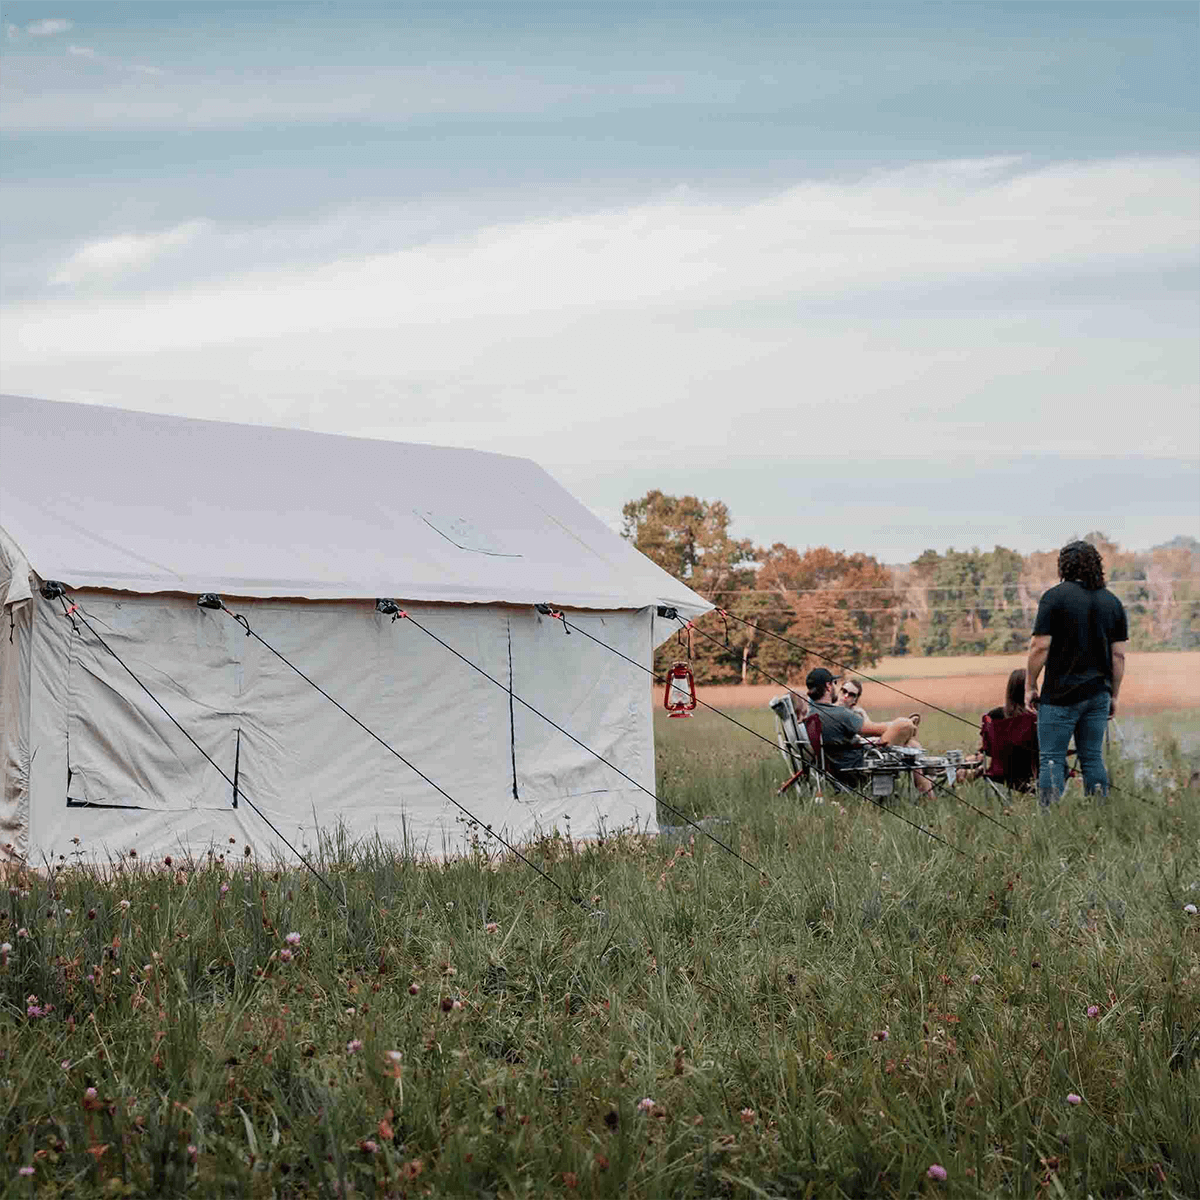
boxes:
[508,618,519,800]
[232,727,241,808]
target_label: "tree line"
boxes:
[622,491,1200,684]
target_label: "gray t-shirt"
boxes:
[809,700,865,773]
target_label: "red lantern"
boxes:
[663,662,697,718]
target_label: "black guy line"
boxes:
[60,599,338,900]
[398,610,773,877]
[214,604,582,907]
[713,607,982,732]
[537,610,973,859]
[681,616,1017,838]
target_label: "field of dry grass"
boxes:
[694,651,1200,714]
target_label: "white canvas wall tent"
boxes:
[0,394,710,868]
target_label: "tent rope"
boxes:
[41,587,339,900]
[682,605,1161,809]
[206,599,585,908]
[676,613,1017,838]
[389,606,772,878]
[539,606,976,859]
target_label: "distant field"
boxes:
[692,650,1200,714]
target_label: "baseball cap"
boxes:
[805,667,838,692]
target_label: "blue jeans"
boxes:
[1037,691,1112,806]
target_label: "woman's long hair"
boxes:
[1004,668,1028,718]
[1058,540,1106,590]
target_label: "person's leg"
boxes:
[877,718,934,796]
[1037,702,1075,807]
[1073,691,1111,796]
[880,718,917,746]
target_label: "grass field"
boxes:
[2,709,1199,1198]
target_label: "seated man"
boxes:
[806,668,932,795]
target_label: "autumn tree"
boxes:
[620,491,758,682]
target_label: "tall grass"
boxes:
[2,715,1198,1198]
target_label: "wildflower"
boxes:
[61,1060,70,1070]
[0,942,10,954]
[187,1144,198,1163]
[359,1139,378,1154]
[1185,904,1198,915]
[164,856,172,867]
[452,999,463,1011]
[17,928,29,939]
[408,982,420,995]
[346,1039,363,1054]
[280,949,293,962]
[872,1029,889,1042]
[19,1166,35,1176]
[85,1087,98,1101]
[637,1097,656,1113]
[385,1050,403,1063]
[440,996,453,1012]
[740,1107,756,1123]
[1086,1005,1100,1018]
[27,1004,44,1018]
[219,883,229,895]
[118,900,130,911]
[1066,1093,1082,1105]
[485,922,500,933]
[927,1163,947,1181]
[87,909,96,920]
[284,932,301,946]
[970,974,982,984]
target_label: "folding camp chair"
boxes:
[770,693,817,799]
[980,710,1038,802]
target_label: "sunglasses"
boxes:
[841,688,860,700]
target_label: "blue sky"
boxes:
[1,2,1197,559]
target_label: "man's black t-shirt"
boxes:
[809,700,865,773]
[1032,581,1128,706]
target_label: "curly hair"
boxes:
[1058,540,1106,590]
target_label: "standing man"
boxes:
[1025,540,1128,806]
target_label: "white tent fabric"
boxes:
[0,394,709,615]
[0,395,710,867]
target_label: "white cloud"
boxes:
[26,17,72,36]
[5,157,1197,473]
[5,23,19,40]
[66,44,97,59]
[49,220,210,285]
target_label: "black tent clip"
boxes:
[535,603,570,634]
[656,605,679,620]
[376,598,406,622]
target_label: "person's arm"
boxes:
[1109,639,1128,716]
[859,718,889,737]
[1026,634,1051,707]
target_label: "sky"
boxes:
[1,1,1197,562]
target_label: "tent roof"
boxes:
[0,394,710,617]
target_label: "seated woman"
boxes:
[975,668,1039,790]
